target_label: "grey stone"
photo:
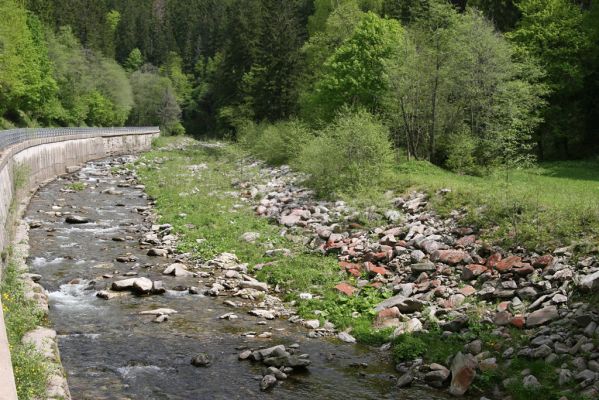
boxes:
[526,306,559,327]
[191,353,212,367]
[397,372,414,388]
[260,374,277,391]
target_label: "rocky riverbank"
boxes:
[223,153,599,398]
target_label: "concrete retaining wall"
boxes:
[0,128,159,400]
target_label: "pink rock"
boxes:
[335,283,357,296]
[533,255,553,268]
[366,262,391,276]
[374,306,401,328]
[431,249,470,265]
[510,315,525,329]
[456,235,477,247]
[461,264,487,280]
[514,263,534,276]
[486,253,502,268]
[449,352,477,396]
[459,285,476,297]
[495,255,522,273]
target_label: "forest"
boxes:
[1,0,598,169]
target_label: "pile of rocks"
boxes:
[238,344,311,391]
[233,161,599,398]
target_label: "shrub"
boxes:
[297,109,394,197]
[442,130,478,175]
[392,334,427,362]
[251,120,313,165]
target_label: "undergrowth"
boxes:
[1,254,49,400]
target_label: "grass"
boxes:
[64,182,85,191]
[1,252,49,400]
[338,159,599,251]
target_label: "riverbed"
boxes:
[25,156,449,400]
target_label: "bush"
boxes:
[392,334,427,362]
[251,120,313,165]
[441,130,479,175]
[297,109,394,197]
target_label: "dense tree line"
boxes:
[1,0,598,163]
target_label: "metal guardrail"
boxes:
[0,127,160,152]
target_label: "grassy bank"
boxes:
[1,252,49,400]
[377,160,599,252]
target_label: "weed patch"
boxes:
[1,257,48,400]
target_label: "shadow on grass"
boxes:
[538,160,599,182]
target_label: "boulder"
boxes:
[526,306,559,327]
[147,248,168,257]
[162,263,193,277]
[448,352,477,396]
[65,215,89,224]
[431,249,470,265]
[374,294,426,313]
[579,271,599,292]
[260,374,277,391]
[191,353,212,367]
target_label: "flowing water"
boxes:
[25,157,450,400]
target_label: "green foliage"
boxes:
[308,12,403,121]
[45,26,132,126]
[392,334,427,361]
[508,0,596,159]
[0,0,58,124]
[297,109,394,197]
[124,48,144,72]
[386,3,545,169]
[129,70,183,134]
[239,119,314,165]
[1,259,49,400]
[160,52,192,107]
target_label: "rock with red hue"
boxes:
[486,253,502,268]
[339,261,362,278]
[449,352,477,396]
[461,264,487,281]
[279,214,301,226]
[494,311,512,326]
[431,249,470,265]
[513,264,534,276]
[335,283,357,296]
[497,301,510,312]
[495,256,522,273]
[533,255,554,268]
[458,285,476,297]
[510,315,525,329]
[456,235,477,247]
[374,306,401,328]
[365,252,389,262]
[366,263,391,276]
